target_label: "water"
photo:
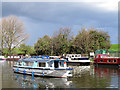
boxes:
[1,61,120,88]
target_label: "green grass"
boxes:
[90,59,94,61]
[108,44,120,51]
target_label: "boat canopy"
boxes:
[18,58,67,62]
[18,58,49,62]
[31,55,49,59]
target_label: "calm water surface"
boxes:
[1,61,120,88]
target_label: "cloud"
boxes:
[2,2,117,25]
[2,0,119,11]
[2,2,118,45]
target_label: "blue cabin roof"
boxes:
[18,58,67,62]
[18,58,49,62]
[31,55,49,59]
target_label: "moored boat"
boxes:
[13,58,73,78]
[94,54,120,67]
[65,54,90,66]
[0,56,6,61]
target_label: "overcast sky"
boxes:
[2,0,119,46]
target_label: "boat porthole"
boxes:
[100,59,103,62]
[108,59,111,62]
[113,59,117,62]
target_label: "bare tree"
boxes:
[0,15,29,56]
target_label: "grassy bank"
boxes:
[108,44,120,51]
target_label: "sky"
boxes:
[1,0,119,46]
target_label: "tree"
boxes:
[73,27,91,54]
[34,27,73,56]
[19,44,29,55]
[33,26,110,55]
[73,27,111,54]
[52,27,73,55]
[2,48,9,56]
[0,17,7,54]
[0,15,29,56]
[19,44,35,56]
[34,35,51,55]
[88,28,111,51]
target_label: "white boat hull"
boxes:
[68,60,90,62]
[13,66,72,78]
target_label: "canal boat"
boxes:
[94,54,120,67]
[7,55,26,61]
[65,54,90,66]
[0,56,6,61]
[13,58,73,78]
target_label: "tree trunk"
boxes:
[1,37,3,55]
[9,47,11,57]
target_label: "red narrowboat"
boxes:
[0,56,6,61]
[94,54,120,66]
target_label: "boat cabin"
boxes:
[17,58,67,69]
[65,54,89,61]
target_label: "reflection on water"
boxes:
[1,61,120,88]
[14,74,73,88]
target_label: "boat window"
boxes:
[113,59,117,62]
[23,62,26,66]
[23,62,30,66]
[49,62,53,67]
[108,59,111,62]
[59,61,64,67]
[50,57,54,59]
[101,55,110,58]
[100,59,103,62]
[75,55,77,57]
[78,55,80,57]
[38,62,46,67]
[18,62,22,65]
[54,61,59,68]
[72,55,74,57]
[96,55,99,58]
[25,62,28,66]
[29,62,34,66]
